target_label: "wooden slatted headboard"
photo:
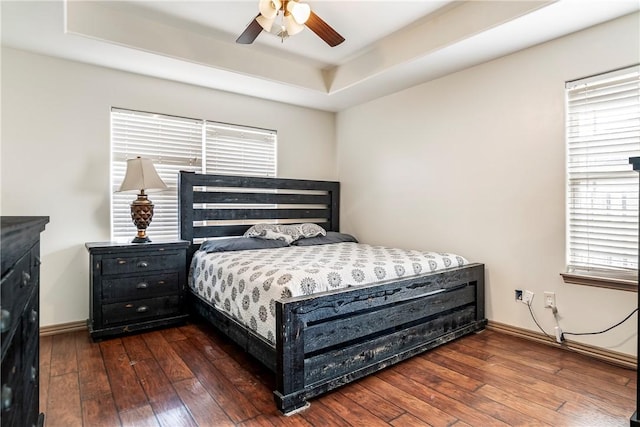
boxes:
[178,171,340,251]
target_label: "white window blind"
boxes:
[566,65,640,279]
[111,108,277,241]
[205,122,276,177]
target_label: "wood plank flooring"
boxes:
[40,322,637,426]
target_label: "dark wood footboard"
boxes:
[275,262,485,413]
[189,263,485,414]
[189,262,485,414]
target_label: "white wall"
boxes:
[1,48,337,327]
[337,13,640,356]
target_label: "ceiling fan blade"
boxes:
[236,15,263,44]
[306,11,345,47]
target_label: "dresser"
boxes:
[1,216,48,427]
[85,240,190,339]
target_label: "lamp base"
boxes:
[132,235,151,244]
[130,192,154,244]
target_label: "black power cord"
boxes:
[524,296,556,342]
[524,292,638,343]
[562,308,638,338]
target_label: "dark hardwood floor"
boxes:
[40,322,637,426]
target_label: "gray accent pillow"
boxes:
[200,237,289,253]
[243,223,326,244]
[292,231,358,246]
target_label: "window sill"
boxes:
[560,273,637,292]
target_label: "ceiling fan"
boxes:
[236,0,345,47]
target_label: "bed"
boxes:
[179,171,486,414]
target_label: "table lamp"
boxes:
[118,157,168,243]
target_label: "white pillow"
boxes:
[243,223,326,244]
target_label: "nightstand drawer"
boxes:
[102,273,180,301]
[102,253,182,275]
[102,295,180,326]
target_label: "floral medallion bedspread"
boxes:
[189,242,468,345]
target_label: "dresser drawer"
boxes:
[21,340,38,413]
[102,273,180,301]
[1,252,34,355]
[21,290,39,356]
[102,296,180,326]
[1,326,22,425]
[22,380,39,427]
[101,253,182,275]
[29,242,41,288]
[21,340,38,425]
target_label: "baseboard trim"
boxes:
[40,320,87,337]
[487,320,637,370]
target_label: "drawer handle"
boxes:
[30,309,38,324]
[118,259,127,265]
[1,384,12,411]
[0,309,10,333]
[136,306,149,313]
[22,271,31,286]
[30,366,37,382]
[137,261,149,268]
[136,282,149,289]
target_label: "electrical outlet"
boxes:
[515,289,523,301]
[522,290,534,305]
[544,291,556,309]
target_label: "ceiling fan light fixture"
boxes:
[284,14,305,36]
[258,0,281,19]
[287,1,311,25]
[237,0,344,47]
[256,14,275,32]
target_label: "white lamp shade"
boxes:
[287,1,310,24]
[256,14,275,32]
[118,157,168,192]
[284,14,305,36]
[258,0,281,19]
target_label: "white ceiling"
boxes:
[2,1,639,112]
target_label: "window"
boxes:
[565,65,640,288]
[111,108,277,241]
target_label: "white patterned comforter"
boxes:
[189,242,468,345]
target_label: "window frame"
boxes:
[563,65,640,291]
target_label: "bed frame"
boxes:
[179,171,486,414]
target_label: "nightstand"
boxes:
[85,240,190,339]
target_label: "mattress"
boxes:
[189,242,469,345]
